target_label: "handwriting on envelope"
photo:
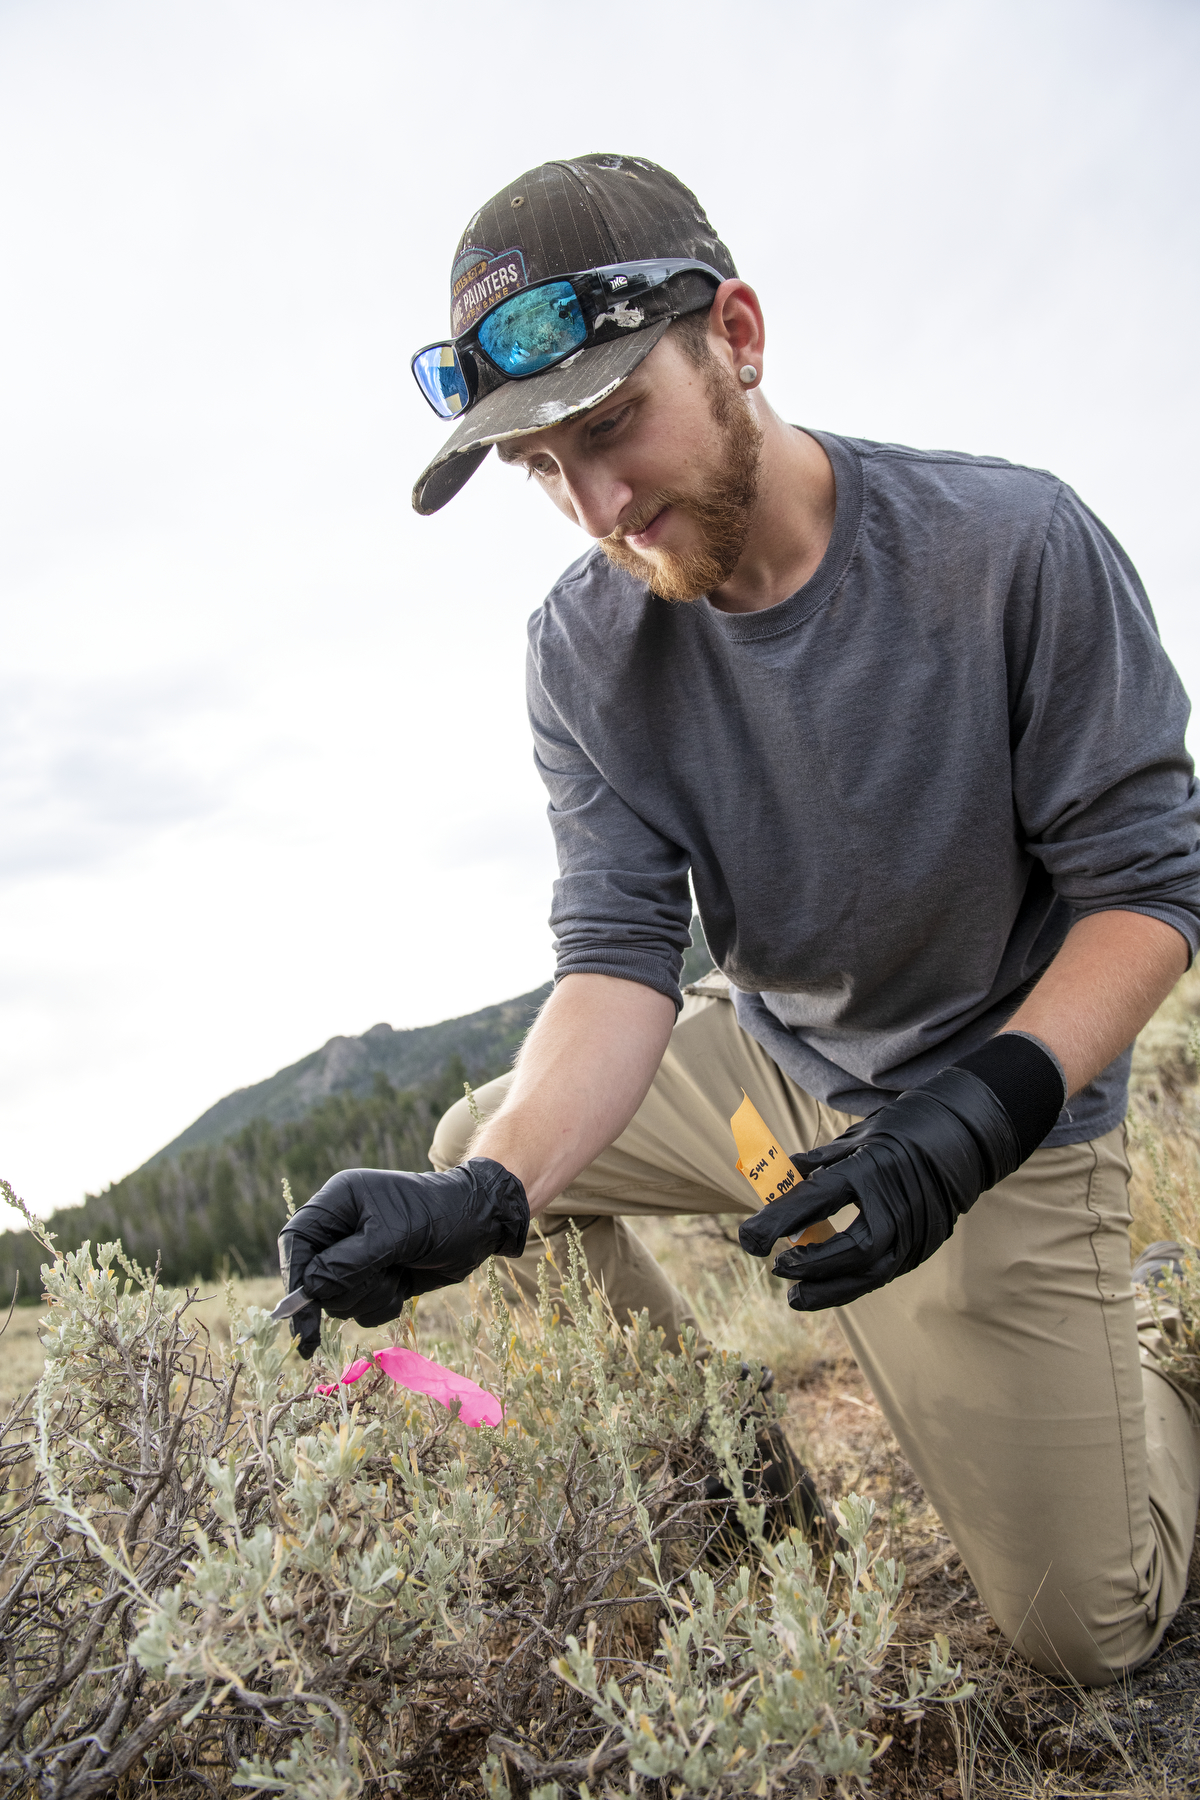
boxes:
[730,1090,799,1206]
[729,1091,838,1246]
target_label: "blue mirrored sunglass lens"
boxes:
[478,281,587,376]
[413,344,471,418]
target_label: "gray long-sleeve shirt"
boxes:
[526,430,1200,1145]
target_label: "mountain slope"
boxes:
[143,917,714,1170]
[0,1065,476,1298]
[144,985,554,1167]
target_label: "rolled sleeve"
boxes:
[528,653,693,1008]
[1010,485,1200,963]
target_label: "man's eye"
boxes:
[528,459,555,480]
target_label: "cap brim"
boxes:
[411,320,672,516]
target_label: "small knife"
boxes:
[269,1288,315,1323]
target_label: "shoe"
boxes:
[741,1359,774,1395]
[693,1346,775,1396]
[703,1420,837,1551]
[1132,1240,1188,1291]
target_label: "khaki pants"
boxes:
[430,976,1200,1685]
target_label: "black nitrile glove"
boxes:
[738,1033,1065,1312]
[278,1158,529,1358]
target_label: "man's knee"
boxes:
[428,1071,515,1171]
[998,1586,1167,1688]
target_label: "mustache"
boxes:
[605,493,682,546]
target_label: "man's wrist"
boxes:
[468,1125,550,1216]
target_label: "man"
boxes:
[280,155,1200,1685]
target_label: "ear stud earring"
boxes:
[739,365,758,385]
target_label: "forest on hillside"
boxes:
[0,926,717,1304]
[0,1059,478,1301]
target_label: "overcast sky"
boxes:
[2,0,1197,1221]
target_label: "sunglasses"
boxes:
[411,257,724,421]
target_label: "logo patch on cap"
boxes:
[450,246,528,338]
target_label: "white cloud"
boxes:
[0,671,233,880]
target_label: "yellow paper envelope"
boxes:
[730,1090,800,1206]
[729,1091,836,1245]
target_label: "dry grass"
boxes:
[635,1210,844,1389]
[0,1271,475,1406]
[0,1295,58,1404]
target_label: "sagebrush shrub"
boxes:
[0,1183,968,1800]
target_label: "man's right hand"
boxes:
[278,1159,530,1359]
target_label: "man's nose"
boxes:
[561,469,634,540]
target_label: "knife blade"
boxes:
[269,1288,315,1323]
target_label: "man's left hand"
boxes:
[738,1035,1065,1310]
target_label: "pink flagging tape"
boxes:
[316,1344,502,1428]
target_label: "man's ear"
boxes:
[704,279,766,375]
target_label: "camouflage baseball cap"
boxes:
[411,154,736,515]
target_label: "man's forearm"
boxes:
[470,972,676,1215]
[1005,909,1188,1095]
